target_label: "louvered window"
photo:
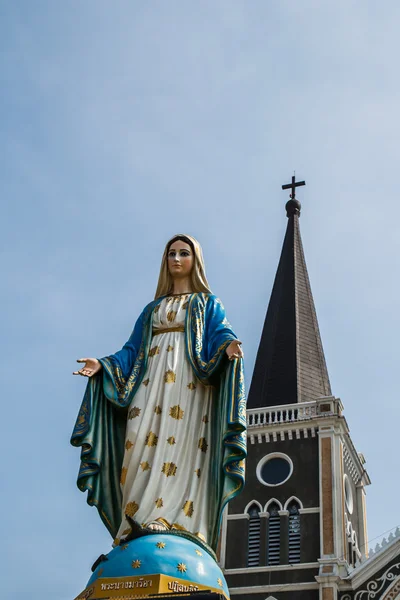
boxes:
[267,503,280,565]
[247,505,261,567]
[288,501,301,563]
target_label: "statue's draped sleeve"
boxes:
[185,293,247,550]
[71,293,246,550]
[70,301,156,536]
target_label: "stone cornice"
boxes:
[224,562,320,575]
[228,582,320,594]
[246,397,370,485]
[342,532,400,590]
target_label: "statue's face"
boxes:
[167,240,194,279]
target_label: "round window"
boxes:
[344,474,353,514]
[256,453,293,487]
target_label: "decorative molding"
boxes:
[256,452,293,487]
[341,562,400,600]
[283,495,304,511]
[343,443,361,484]
[227,513,249,521]
[229,582,320,594]
[342,433,370,486]
[264,498,283,512]
[347,531,400,589]
[382,576,400,600]
[344,513,362,562]
[229,499,319,520]
[244,499,263,514]
[299,507,320,514]
[247,398,339,428]
[368,528,400,559]
[249,427,320,444]
[224,562,320,575]
[247,398,344,432]
[344,474,354,514]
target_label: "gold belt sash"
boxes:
[152,326,185,336]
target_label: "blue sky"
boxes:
[1,2,399,598]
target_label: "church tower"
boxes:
[221,180,371,600]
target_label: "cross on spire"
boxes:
[282,174,306,200]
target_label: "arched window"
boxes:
[288,500,301,563]
[267,502,281,565]
[247,504,261,567]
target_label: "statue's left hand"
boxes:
[226,340,244,361]
[73,357,102,377]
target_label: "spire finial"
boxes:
[282,173,306,217]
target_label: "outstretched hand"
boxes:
[73,357,102,378]
[226,340,244,361]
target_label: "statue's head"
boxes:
[155,234,212,298]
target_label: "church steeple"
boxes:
[248,179,331,408]
[222,182,373,599]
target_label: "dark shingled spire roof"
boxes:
[247,198,332,408]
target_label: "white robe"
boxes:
[115,294,214,544]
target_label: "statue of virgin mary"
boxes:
[71,234,246,553]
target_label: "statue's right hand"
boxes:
[73,358,102,378]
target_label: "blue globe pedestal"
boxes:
[74,533,230,600]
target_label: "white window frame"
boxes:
[256,452,294,487]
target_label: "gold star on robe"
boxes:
[169,405,184,419]
[140,461,151,471]
[195,468,201,478]
[166,345,174,352]
[156,541,166,549]
[154,405,162,415]
[182,500,194,517]
[162,462,177,477]
[143,378,150,386]
[202,415,209,423]
[177,563,187,573]
[187,382,196,391]
[132,560,141,569]
[167,436,176,445]
[155,498,164,508]
[128,406,141,419]
[125,439,134,451]
[198,438,208,453]
[149,346,160,357]
[125,501,139,517]
[167,310,177,322]
[164,370,176,383]
[145,431,158,447]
